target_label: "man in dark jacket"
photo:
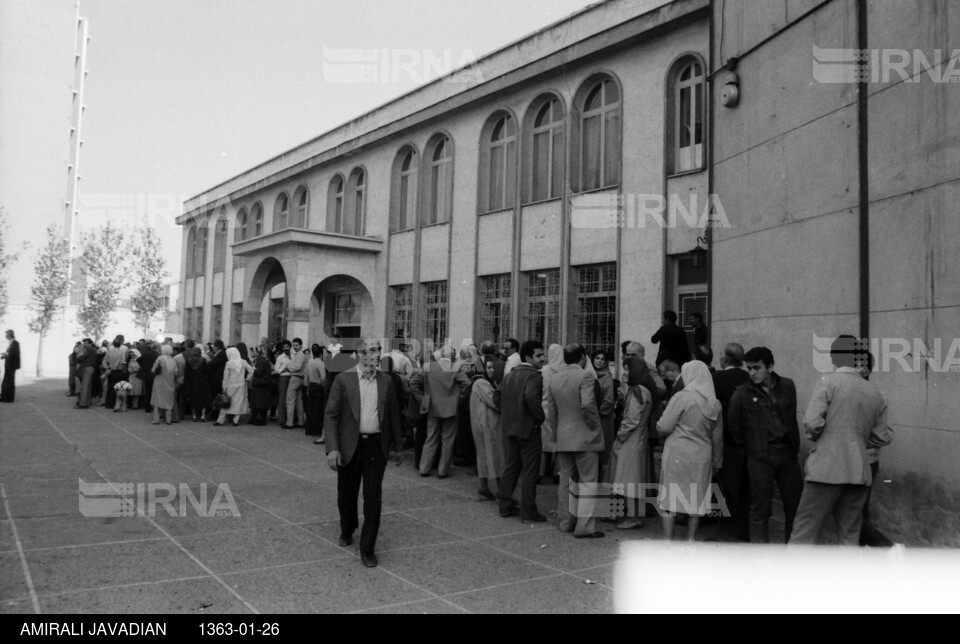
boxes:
[205,340,227,420]
[712,343,751,542]
[651,310,691,366]
[493,340,546,522]
[1,330,21,403]
[138,341,160,413]
[76,338,99,408]
[727,347,803,544]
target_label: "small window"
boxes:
[524,269,560,347]
[273,193,289,232]
[391,285,414,339]
[292,186,309,228]
[574,263,617,357]
[422,281,448,345]
[345,168,366,236]
[327,175,345,233]
[213,213,228,272]
[194,222,209,277]
[186,226,197,276]
[251,203,263,237]
[235,208,248,243]
[478,274,512,343]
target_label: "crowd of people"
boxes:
[54,309,892,566]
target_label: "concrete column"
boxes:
[241,309,262,348]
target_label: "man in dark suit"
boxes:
[493,340,546,522]
[324,339,403,568]
[205,340,227,420]
[712,343,751,541]
[1,330,21,403]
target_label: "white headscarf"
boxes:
[680,360,720,421]
[226,347,242,369]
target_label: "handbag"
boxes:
[212,393,231,410]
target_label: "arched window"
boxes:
[479,112,517,213]
[273,193,289,232]
[213,209,228,272]
[235,208,248,243]
[194,220,209,277]
[422,134,453,225]
[572,75,621,193]
[523,94,565,203]
[326,175,344,233]
[667,56,706,174]
[345,168,366,236]
[186,226,197,276]
[292,186,308,228]
[251,203,263,237]
[390,146,418,232]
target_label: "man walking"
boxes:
[547,344,605,538]
[494,340,546,522]
[790,336,892,546]
[1,330,21,403]
[712,343,751,541]
[728,347,803,543]
[324,340,404,568]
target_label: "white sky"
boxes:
[76,0,600,276]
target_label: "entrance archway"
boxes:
[310,274,375,344]
[247,257,288,343]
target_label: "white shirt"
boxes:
[504,352,522,376]
[327,342,343,357]
[357,367,380,435]
[275,353,291,375]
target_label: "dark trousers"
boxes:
[143,378,154,412]
[105,370,123,408]
[498,432,542,519]
[337,435,387,555]
[412,417,428,469]
[719,444,751,541]
[0,367,16,402]
[68,363,77,395]
[305,383,324,436]
[78,366,95,407]
[747,445,804,544]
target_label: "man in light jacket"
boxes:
[547,343,605,538]
[789,336,892,546]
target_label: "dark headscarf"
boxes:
[237,342,250,364]
[186,347,204,370]
[625,355,661,414]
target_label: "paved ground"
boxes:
[0,379,739,614]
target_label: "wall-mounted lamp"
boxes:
[690,235,709,269]
[720,57,740,108]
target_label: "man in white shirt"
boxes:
[502,338,521,376]
[327,333,343,357]
[283,338,307,428]
[274,340,292,426]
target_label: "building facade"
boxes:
[179,0,959,544]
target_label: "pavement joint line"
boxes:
[439,571,571,599]
[75,405,472,614]
[21,574,214,601]
[0,483,42,614]
[20,536,170,553]
[347,597,469,614]
[27,402,263,615]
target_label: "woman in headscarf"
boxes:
[608,356,655,529]
[539,344,564,481]
[248,346,273,426]
[591,349,617,476]
[471,357,504,500]
[454,345,482,467]
[215,347,255,426]
[150,344,178,425]
[656,360,723,541]
[127,349,143,410]
[183,346,212,422]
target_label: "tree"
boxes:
[128,227,169,336]
[28,225,71,377]
[0,207,18,323]
[76,223,131,340]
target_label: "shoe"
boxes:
[437,474,449,480]
[192,417,199,422]
[313,438,325,445]
[281,425,294,430]
[338,533,354,547]
[477,489,496,501]
[616,519,643,530]
[574,531,606,539]
[500,508,520,518]
[150,421,160,425]
[419,472,431,478]
[522,514,548,524]
[212,422,224,426]
[360,552,378,568]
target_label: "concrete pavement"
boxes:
[0,379,682,614]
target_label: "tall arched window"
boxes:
[479,111,517,214]
[273,193,289,232]
[186,226,197,276]
[194,221,209,277]
[390,146,418,232]
[422,134,453,225]
[667,56,706,174]
[523,94,565,203]
[292,186,308,228]
[213,210,228,272]
[572,75,621,193]
[251,203,263,237]
[327,175,345,233]
[235,208,248,243]
[345,168,366,236]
